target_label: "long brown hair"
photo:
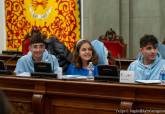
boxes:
[72,39,98,68]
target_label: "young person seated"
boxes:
[66,39,98,76]
[128,34,165,80]
[22,26,41,55]
[15,32,59,75]
[91,36,109,65]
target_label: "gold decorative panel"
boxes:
[5,0,81,51]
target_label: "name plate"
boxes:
[120,70,135,83]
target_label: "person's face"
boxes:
[140,44,158,64]
[29,43,45,61]
[79,42,93,63]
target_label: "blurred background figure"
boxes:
[157,42,165,59]
[162,38,165,45]
[45,35,73,73]
[91,35,109,65]
[0,91,12,114]
[105,28,116,40]
[97,35,107,42]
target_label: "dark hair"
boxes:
[30,32,45,45]
[140,34,158,48]
[72,39,98,68]
[98,35,107,42]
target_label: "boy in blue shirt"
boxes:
[128,34,165,80]
[15,32,59,75]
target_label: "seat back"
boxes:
[0,60,5,70]
[104,40,126,58]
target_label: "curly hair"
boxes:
[72,39,98,68]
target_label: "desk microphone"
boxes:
[4,45,21,70]
[0,56,14,75]
[0,60,5,70]
[117,54,122,70]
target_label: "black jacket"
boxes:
[45,37,72,73]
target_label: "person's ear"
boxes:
[29,45,32,51]
[140,48,144,54]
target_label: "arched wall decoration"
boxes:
[5,0,81,51]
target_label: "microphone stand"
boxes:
[4,44,21,70]
[117,54,122,70]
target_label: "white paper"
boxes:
[62,75,88,80]
[16,72,31,77]
[135,80,161,84]
[120,70,135,83]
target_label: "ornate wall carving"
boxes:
[5,0,80,51]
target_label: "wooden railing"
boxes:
[0,75,165,114]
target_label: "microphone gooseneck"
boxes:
[117,54,122,70]
[4,44,21,70]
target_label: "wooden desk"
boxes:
[0,76,165,114]
[115,58,134,70]
[0,54,21,70]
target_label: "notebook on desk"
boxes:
[31,62,57,78]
